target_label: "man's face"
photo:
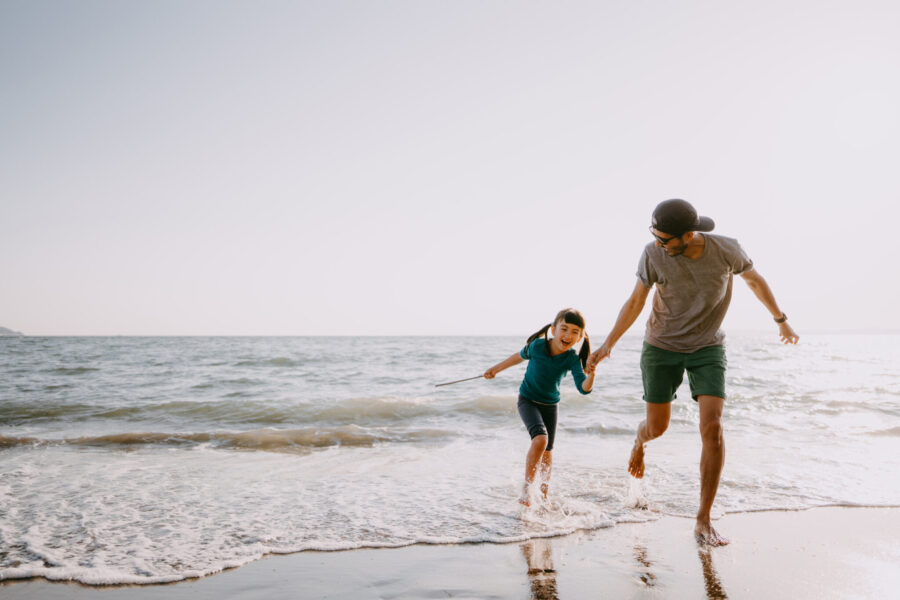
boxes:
[650,228,688,256]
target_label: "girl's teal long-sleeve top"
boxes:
[518,338,591,404]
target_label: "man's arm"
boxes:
[589,278,651,368]
[740,268,799,344]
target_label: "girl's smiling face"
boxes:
[549,321,584,355]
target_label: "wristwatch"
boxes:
[774,313,788,323]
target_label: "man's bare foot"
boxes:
[628,441,646,478]
[694,521,730,546]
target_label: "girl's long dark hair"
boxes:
[525,308,591,368]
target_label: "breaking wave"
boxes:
[1,395,525,428]
[0,426,455,453]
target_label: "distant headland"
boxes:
[0,326,24,337]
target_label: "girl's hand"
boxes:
[483,353,521,380]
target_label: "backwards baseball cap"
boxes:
[651,199,715,236]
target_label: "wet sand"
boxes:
[3,506,898,599]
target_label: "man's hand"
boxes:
[778,322,799,344]
[588,344,611,370]
[483,367,498,379]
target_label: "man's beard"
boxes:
[666,242,687,256]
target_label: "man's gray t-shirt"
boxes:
[636,234,753,353]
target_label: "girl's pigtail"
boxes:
[579,333,591,369]
[526,324,552,346]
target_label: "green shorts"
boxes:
[640,342,727,403]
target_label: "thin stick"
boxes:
[434,375,483,387]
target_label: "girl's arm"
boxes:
[572,358,594,394]
[484,353,524,379]
[580,369,595,393]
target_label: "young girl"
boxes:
[484,308,594,506]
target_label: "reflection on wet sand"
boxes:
[633,544,657,587]
[698,548,728,599]
[522,538,559,600]
[631,540,728,599]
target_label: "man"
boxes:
[588,199,798,546]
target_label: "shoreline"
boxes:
[3,505,899,599]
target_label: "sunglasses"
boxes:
[648,226,681,245]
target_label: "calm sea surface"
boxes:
[1,334,898,584]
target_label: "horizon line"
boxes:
[4,329,900,338]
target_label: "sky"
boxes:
[2,0,899,336]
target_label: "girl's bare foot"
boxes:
[519,484,532,507]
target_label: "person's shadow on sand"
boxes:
[522,538,559,600]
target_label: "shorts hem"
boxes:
[690,390,726,401]
[643,395,675,404]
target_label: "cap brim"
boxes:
[695,216,715,232]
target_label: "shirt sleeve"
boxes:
[636,245,657,288]
[520,343,531,360]
[730,240,754,275]
[569,354,591,395]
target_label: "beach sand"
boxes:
[3,506,898,599]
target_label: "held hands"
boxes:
[778,321,799,344]
[587,344,611,371]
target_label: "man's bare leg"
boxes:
[628,403,671,478]
[695,395,728,546]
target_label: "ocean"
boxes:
[1,334,898,585]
